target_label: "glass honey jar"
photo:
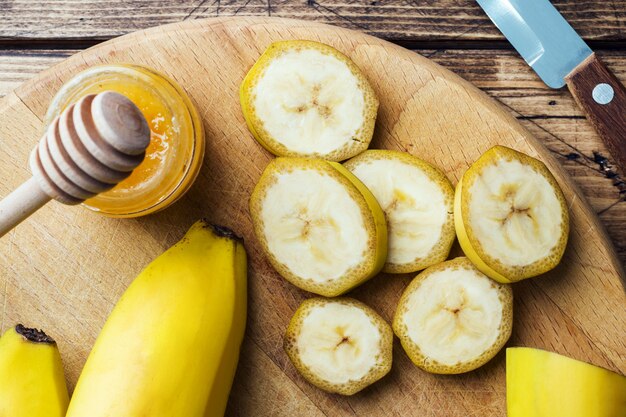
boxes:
[44,64,204,217]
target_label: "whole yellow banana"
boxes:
[66,220,247,417]
[0,324,69,417]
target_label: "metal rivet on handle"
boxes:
[592,83,614,105]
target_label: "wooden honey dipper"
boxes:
[0,91,150,237]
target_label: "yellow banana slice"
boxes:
[454,146,569,283]
[393,257,513,374]
[249,157,387,297]
[240,40,378,161]
[345,150,455,273]
[284,297,393,395]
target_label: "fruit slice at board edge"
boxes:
[454,145,569,283]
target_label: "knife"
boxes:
[476,0,626,172]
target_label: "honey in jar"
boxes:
[45,64,204,217]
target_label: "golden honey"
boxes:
[45,64,204,217]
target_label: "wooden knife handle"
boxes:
[565,53,626,173]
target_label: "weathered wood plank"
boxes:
[3,49,626,115]
[0,50,70,95]
[0,1,625,44]
[0,47,623,263]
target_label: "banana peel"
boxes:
[0,325,69,417]
[507,347,626,417]
[66,220,247,417]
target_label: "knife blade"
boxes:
[476,0,591,88]
[477,0,626,172]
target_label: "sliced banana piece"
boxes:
[284,298,393,395]
[393,257,513,374]
[455,146,569,283]
[345,150,455,273]
[240,40,378,161]
[250,157,387,297]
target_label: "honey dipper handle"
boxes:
[0,177,51,237]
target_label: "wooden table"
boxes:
[1,1,624,266]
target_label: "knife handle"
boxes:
[565,53,626,173]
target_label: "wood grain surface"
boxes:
[0,17,624,416]
[1,1,624,267]
[1,0,625,44]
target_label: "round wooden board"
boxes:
[0,17,624,416]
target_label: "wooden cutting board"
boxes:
[0,17,624,417]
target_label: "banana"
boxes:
[393,257,513,374]
[65,220,247,417]
[284,298,393,395]
[203,228,247,417]
[250,157,387,297]
[455,146,569,283]
[507,347,626,417]
[0,324,69,417]
[344,150,456,273]
[240,40,378,161]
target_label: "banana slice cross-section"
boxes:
[345,150,455,273]
[393,257,513,374]
[284,298,393,395]
[240,40,379,161]
[455,145,569,283]
[250,157,387,297]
